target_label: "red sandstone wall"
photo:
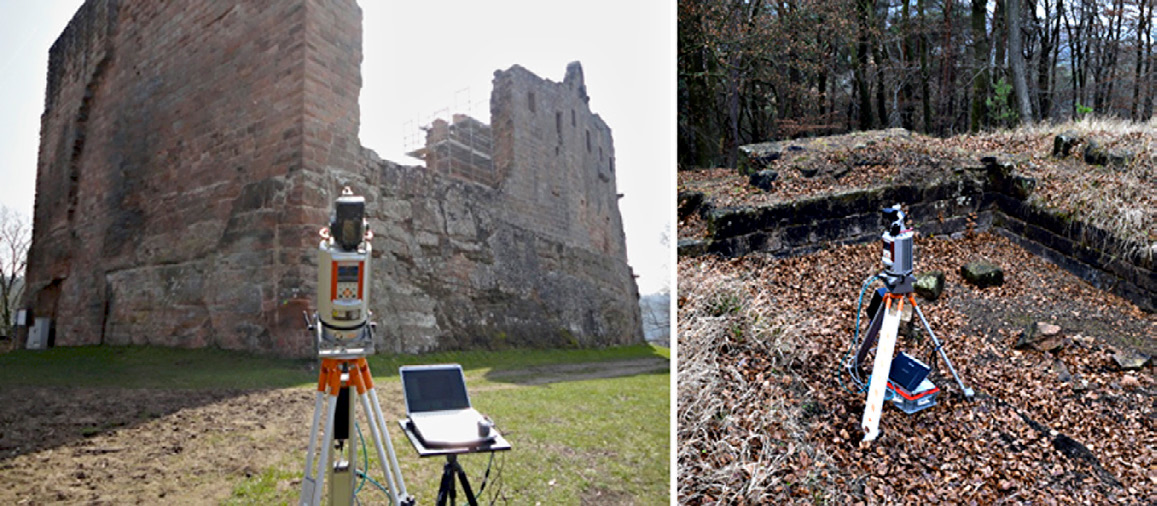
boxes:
[26,0,320,354]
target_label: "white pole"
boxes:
[298,390,327,505]
[862,298,903,442]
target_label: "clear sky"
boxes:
[0,1,673,295]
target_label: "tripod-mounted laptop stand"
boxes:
[395,364,511,505]
[397,421,510,506]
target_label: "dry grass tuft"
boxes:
[986,117,1156,263]
[677,261,843,504]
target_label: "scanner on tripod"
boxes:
[300,187,414,506]
[846,204,976,444]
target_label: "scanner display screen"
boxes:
[337,265,360,283]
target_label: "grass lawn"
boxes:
[0,343,670,505]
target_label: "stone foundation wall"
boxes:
[680,161,1155,312]
[991,195,1155,312]
[696,172,990,258]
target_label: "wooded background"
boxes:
[678,0,1157,168]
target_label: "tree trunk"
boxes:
[1049,0,1062,119]
[970,0,991,132]
[874,1,890,129]
[1146,0,1156,119]
[876,45,890,128]
[919,0,933,132]
[1063,2,1081,116]
[1007,0,1033,123]
[940,0,958,134]
[1100,0,1125,114]
[900,0,917,130]
[994,0,1007,71]
[1133,0,1148,120]
[856,0,875,129]
[1035,0,1059,119]
[726,61,740,168]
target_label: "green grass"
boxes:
[0,345,312,389]
[0,343,666,390]
[468,371,670,503]
[235,370,670,505]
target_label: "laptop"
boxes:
[400,364,494,449]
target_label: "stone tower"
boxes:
[24,0,643,356]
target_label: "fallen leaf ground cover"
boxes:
[678,232,1155,504]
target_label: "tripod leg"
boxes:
[437,460,454,506]
[300,362,331,506]
[862,296,903,442]
[349,365,402,506]
[910,297,975,398]
[308,365,343,506]
[453,457,479,506]
[299,389,326,505]
[361,360,411,502]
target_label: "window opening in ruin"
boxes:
[556,111,563,145]
[609,156,615,172]
[599,146,603,161]
[586,130,591,152]
[571,109,575,126]
[528,91,536,113]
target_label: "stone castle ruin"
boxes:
[24,0,643,356]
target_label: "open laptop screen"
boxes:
[401,365,471,413]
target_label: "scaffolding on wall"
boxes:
[403,88,494,185]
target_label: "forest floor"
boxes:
[677,118,1155,504]
[677,232,1155,504]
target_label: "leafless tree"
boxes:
[1,206,31,338]
[641,291,671,345]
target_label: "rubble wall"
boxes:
[681,158,1154,312]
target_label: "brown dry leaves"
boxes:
[678,233,1156,504]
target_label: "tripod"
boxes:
[856,287,975,442]
[300,357,414,506]
[436,454,478,506]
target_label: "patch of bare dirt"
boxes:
[0,384,408,505]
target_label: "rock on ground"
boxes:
[1112,350,1151,370]
[914,271,945,300]
[961,261,1005,288]
[748,170,778,191]
[1015,321,1065,351]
